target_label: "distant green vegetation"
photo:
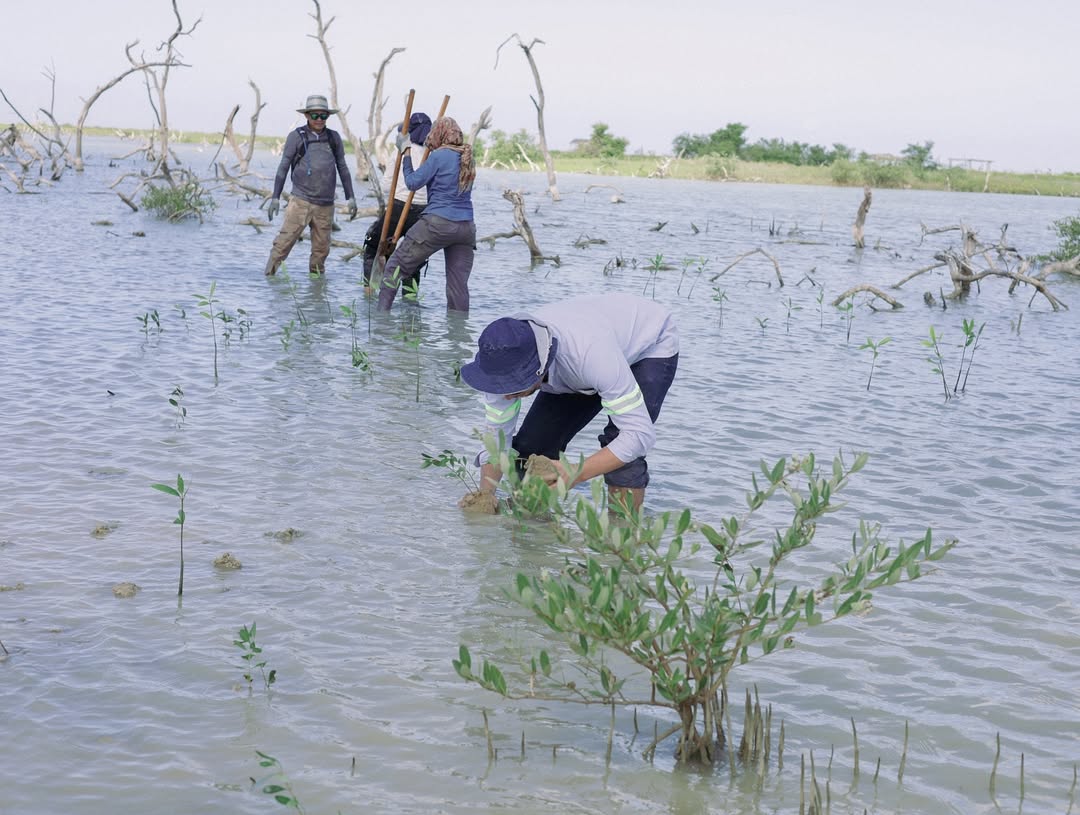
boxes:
[38,123,1080,198]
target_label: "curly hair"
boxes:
[426,116,475,193]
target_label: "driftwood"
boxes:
[648,156,675,179]
[584,183,624,203]
[942,249,1066,310]
[852,186,872,248]
[573,233,608,248]
[892,260,948,288]
[708,248,785,287]
[831,285,903,309]
[882,222,1069,309]
[1035,254,1080,281]
[477,189,560,266]
[496,34,560,201]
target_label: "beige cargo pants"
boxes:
[264,198,334,276]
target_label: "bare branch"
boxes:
[495,33,559,200]
[831,285,903,309]
[708,248,784,287]
[368,47,405,142]
[892,261,948,288]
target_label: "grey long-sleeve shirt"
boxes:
[477,293,679,465]
[271,126,354,206]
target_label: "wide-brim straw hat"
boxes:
[297,94,338,115]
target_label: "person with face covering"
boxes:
[458,293,680,513]
[361,112,432,292]
[377,116,476,312]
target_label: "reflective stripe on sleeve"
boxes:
[485,399,522,424]
[602,385,644,415]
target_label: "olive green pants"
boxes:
[264,198,334,275]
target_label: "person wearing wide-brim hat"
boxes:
[459,292,680,513]
[263,94,356,276]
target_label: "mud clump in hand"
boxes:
[525,454,560,483]
[458,491,499,515]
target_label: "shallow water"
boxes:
[1,139,1078,814]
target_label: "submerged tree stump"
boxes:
[852,186,872,248]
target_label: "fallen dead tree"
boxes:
[708,247,785,287]
[477,189,560,266]
[891,222,1068,311]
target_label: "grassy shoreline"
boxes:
[20,124,1080,198]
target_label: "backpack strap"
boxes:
[291,127,342,171]
[291,126,311,171]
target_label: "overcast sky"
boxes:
[2,0,1076,172]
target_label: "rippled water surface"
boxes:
[2,139,1078,814]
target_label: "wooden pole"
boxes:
[377,89,415,258]
[389,94,450,247]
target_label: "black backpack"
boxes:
[290,126,343,172]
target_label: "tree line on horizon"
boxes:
[476,122,938,170]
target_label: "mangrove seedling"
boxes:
[755,316,769,336]
[644,253,664,299]
[816,287,825,328]
[235,622,277,692]
[341,301,372,372]
[151,474,187,596]
[858,336,891,391]
[137,309,163,336]
[837,295,856,343]
[252,751,304,813]
[279,319,295,352]
[454,437,955,765]
[711,287,729,328]
[784,296,802,333]
[278,267,309,328]
[921,326,951,400]
[194,282,219,381]
[686,256,711,299]
[421,449,481,493]
[168,385,187,428]
[956,317,985,394]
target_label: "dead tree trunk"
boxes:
[308,0,371,181]
[469,105,493,147]
[128,3,200,182]
[220,80,266,174]
[852,186,872,248]
[496,34,560,201]
[368,47,405,144]
[478,189,560,266]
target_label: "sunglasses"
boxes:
[308,112,330,121]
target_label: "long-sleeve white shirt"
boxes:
[477,293,678,465]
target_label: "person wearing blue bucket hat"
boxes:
[459,292,679,513]
[361,112,432,291]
